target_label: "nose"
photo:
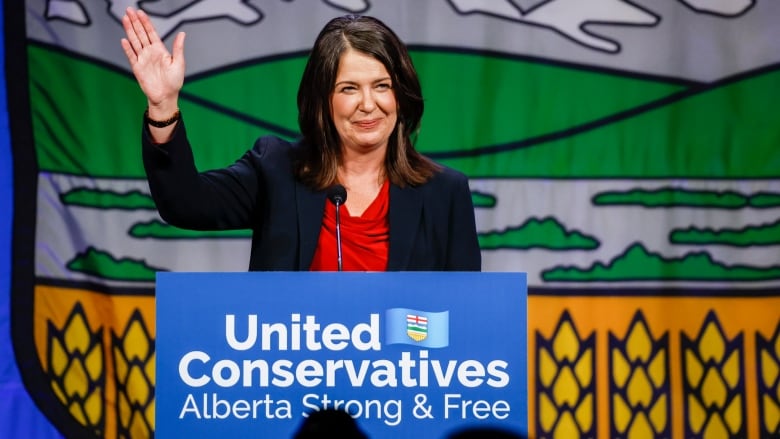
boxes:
[358,88,376,113]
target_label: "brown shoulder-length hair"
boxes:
[295,15,440,190]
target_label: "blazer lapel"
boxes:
[295,181,327,270]
[387,183,422,270]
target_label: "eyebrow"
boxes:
[334,77,392,87]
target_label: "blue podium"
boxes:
[156,272,527,438]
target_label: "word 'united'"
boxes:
[225,314,379,352]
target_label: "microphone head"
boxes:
[327,184,347,205]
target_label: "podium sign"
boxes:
[156,272,527,438]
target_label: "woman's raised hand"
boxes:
[120,7,185,116]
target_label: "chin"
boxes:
[353,136,389,149]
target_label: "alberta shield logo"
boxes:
[385,308,449,348]
[407,314,428,342]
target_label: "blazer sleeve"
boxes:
[446,169,482,271]
[141,118,260,230]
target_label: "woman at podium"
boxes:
[120,8,481,272]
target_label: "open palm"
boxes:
[120,7,185,107]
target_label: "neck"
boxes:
[339,148,385,183]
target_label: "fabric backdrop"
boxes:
[2,0,63,436]
[4,0,779,438]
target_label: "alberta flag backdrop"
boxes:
[3,0,780,438]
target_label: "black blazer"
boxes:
[142,120,481,271]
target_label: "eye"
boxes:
[376,82,392,90]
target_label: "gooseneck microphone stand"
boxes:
[327,185,347,271]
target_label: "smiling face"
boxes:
[330,49,398,158]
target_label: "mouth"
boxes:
[353,119,381,129]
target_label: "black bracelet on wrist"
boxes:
[144,108,181,128]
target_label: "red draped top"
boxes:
[309,180,390,271]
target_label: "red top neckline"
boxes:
[309,180,390,271]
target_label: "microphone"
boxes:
[326,184,347,271]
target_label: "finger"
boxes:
[137,9,162,46]
[129,8,151,47]
[121,14,143,54]
[171,32,186,63]
[120,38,138,65]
